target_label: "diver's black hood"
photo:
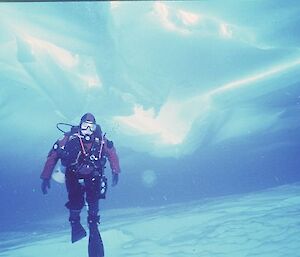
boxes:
[80,113,96,124]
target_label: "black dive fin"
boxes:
[88,226,104,257]
[71,223,87,243]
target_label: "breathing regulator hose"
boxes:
[56,123,74,133]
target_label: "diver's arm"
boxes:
[40,143,60,180]
[103,139,121,174]
[40,135,69,180]
[103,139,121,187]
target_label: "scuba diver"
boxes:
[40,113,121,257]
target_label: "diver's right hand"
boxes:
[41,179,51,194]
[111,172,119,187]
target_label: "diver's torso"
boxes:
[61,131,106,177]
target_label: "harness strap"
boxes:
[98,133,106,159]
[76,133,87,156]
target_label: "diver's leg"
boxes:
[86,176,104,257]
[65,170,87,243]
[87,201,104,257]
[69,209,87,243]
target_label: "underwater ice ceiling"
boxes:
[1,1,300,157]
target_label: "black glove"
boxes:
[41,179,51,194]
[111,172,119,187]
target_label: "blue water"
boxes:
[0,1,300,256]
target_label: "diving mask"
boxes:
[81,121,97,132]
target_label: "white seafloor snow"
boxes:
[1,183,300,257]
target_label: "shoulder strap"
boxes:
[98,133,106,159]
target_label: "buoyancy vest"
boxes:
[60,125,106,175]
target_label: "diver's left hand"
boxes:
[41,179,51,194]
[112,172,119,187]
